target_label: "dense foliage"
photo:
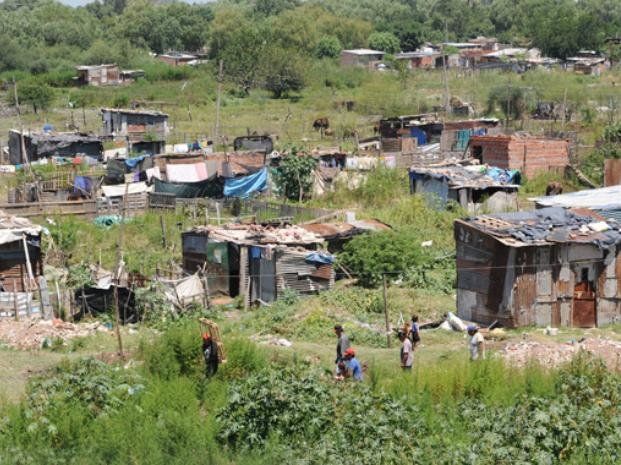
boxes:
[272,152,317,201]
[1,0,621,98]
[216,354,621,465]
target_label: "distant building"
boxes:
[101,108,169,155]
[8,129,103,165]
[157,52,199,67]
[75,65,145,86]
[394,49,440,69]
[566,51,608,76]
[340,49,385,68]
[469,134,570,178]
[75,64,121,86]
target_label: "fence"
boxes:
[148,194,342,224]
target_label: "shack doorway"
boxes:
[572,268,596,327]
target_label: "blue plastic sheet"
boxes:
[486,167,521,184]
[305,252,334,265]
[73,176,93,195]
[124,155,148,169]
[223,168,268,198]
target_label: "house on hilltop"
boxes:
[340,49,385,69]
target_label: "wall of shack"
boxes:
[456,220,621,327]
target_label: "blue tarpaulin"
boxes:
[224,168,268,198]
[486,167,521,184]
[124,155,148,169]
[73,176,93,195]
[410,127,427,146]
[305,252,334,265]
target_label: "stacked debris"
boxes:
[0,317,109,350]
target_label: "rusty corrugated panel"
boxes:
[616,255,621,297]
[513,272,537,326]
[604,159,621,186]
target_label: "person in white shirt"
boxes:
[398,330,413,370]
[467,325,485,361]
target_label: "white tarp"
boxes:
[0,212,42,245]
[159,274,205,308]
[101,182,153,198]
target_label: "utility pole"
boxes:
[442,19,451,114]
[214,59,223,148]
[383,274,391,348]
[12,78,32,173]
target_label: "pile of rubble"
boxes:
[0,317,110,350]
[502,337,621,369]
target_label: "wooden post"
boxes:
[54,280,61,319]
[160,215,167,248]
[13,281,18,321]
[113,183,129,358]
[38,276,52,319]
[214,59,223,147]
[202,269,211,309]
[383,274,391,348]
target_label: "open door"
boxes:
[572,268,596,327]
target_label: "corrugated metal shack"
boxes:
[8,130,103,165]
[101,108,168,151]
[455,207,621,328]
[409,164,519,213]
[0,212,42,292]
[75,64,121,86]
[182,225,334,306]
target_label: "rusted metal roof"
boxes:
[302,220,390,240]
[459,207,621,248]
[409,164,519,190]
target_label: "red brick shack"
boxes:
[468,134,569,178]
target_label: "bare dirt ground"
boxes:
[502,337,621,369]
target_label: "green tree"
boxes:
[273,151,317,201]
[487,85,530,126]
[261,48,305,98]
[339,229,428,288]
[367,31,400,53]
[315,35,342,58]
[15,80,54,114]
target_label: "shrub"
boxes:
[339,229,429,288]
[315,35,342,59]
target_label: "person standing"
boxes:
[398,330,413,370]
[467,325,485,361]
[343,348,363,381]
[409,314,421,348]
[202,332,219,377]
[334,324,350,376]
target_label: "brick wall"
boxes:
[471,135,569,178]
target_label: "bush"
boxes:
[315,35,342,59]
[140,322,203,380]
[367,31,400,54]
[339,229,430,288]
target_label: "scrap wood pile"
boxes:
[502,337,621,369]
[0,317,109,350]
